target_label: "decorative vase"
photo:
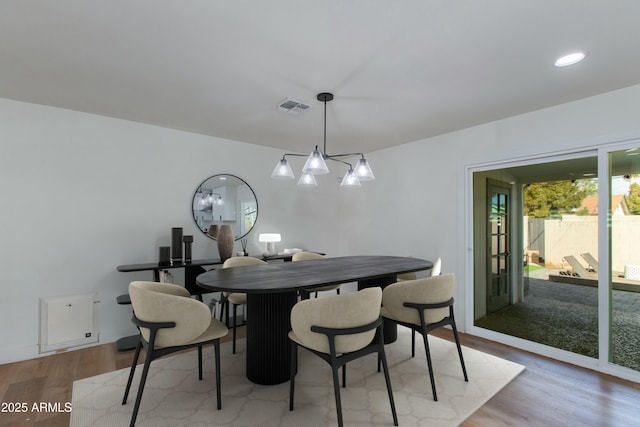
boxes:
[217,225,234,262]
[207,224,219,239]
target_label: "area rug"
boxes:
[71,328,524,426]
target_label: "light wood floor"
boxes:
[1,328,639,426]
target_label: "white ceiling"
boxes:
[2,1,640,155]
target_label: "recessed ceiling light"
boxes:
[555,52,586,67]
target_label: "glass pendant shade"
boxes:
[302,150,329,175]
[353,158,375,181]
[297,172,318,186]
[340,169,361,187]
[271,159,295,179]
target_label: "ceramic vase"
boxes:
[217,225,234,262]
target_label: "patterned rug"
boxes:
[71,328,524,426]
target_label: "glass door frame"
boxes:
[597,140,640,375]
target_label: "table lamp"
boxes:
[259,233,281,256]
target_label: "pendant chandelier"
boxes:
[271,92,375,187]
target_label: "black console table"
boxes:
[115,258,224,351]
[117,258,223,297]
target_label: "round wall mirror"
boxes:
[192,174,258,241]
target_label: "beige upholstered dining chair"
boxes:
[289,287,398,427]
[123,281,228,426]
[396,256,443,354]
[291,251,340,298]
[221,256,267,354]
[380,273,467,401]
[397,256,441,281]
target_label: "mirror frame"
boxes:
[191,174,258,241]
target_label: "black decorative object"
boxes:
[158,246,171,266]
[183,235,193,262]
[171,227,183,262]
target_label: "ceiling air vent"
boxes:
[277,98,310,115]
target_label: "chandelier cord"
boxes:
[323,97,328,155]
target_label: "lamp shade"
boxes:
[353,158,375,181]
[340,169,361,187]
[271,159,295,179]
[302,150,329,175]
[258,233,281,243]
[297,172,318,186]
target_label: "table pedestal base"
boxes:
[246,291,298,385]
[358,276,398,344]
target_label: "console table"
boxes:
[117,258,223,297]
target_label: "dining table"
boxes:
[196,255,432,385]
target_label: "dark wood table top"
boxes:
[196,255,432,294]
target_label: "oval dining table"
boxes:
[196,255,432,385]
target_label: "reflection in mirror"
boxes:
[192,174,258,241]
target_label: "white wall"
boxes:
[341,83,640,330]
[3,83,640,364]
[0,98,344,363]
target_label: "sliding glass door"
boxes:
[608,148,640,371]
[471,144,640,378]
[473,156,600,358]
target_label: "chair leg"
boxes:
[198,345,203,380]
[379,348,399,426]
[289,340,297,411]
[232,303,237,354]
[129,349,154,426]
[331,365,345,427]
[214,339,222,410]
[336,288,340,295]
[122,337,142,404]
[226,301,231,327]
[342,364,346,387]
[411,329,416,357]
[218,298,226,322]
[451,320,469,382]
[421,333,438,401]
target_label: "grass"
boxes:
[523,264,544,273]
